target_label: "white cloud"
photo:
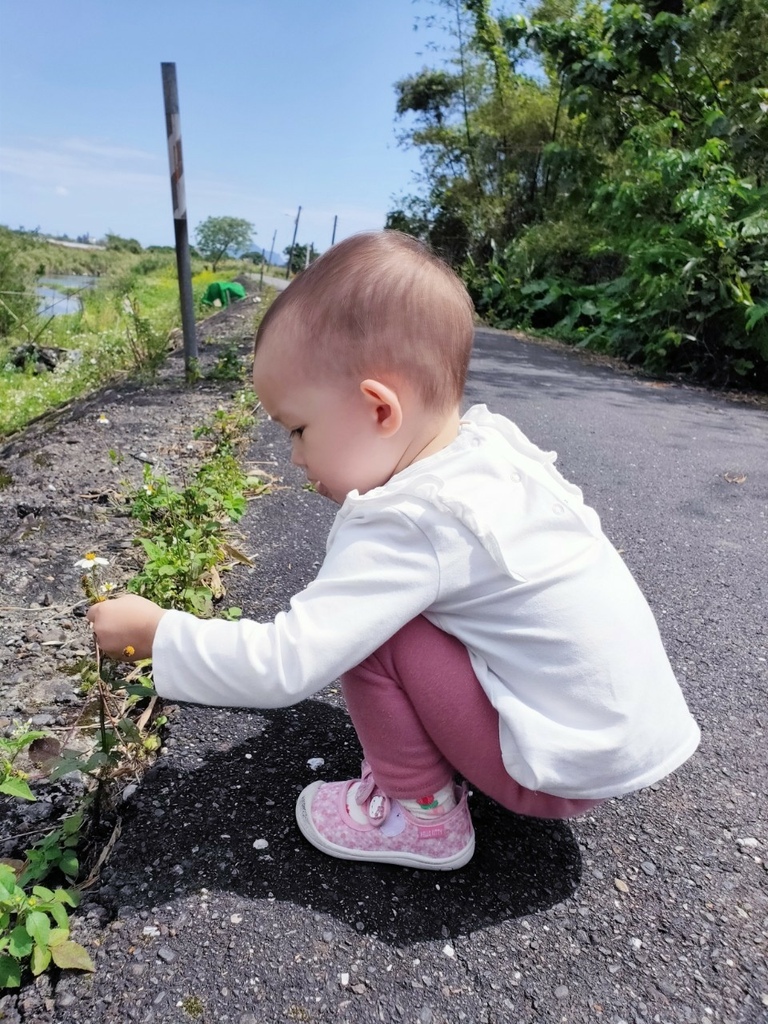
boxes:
[55,185,69,196]
[0,138,166,195]
[61,137,158,162]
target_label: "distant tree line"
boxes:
[390,0,768,388]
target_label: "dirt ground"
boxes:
[0,300,263,734]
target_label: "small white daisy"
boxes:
[97,413,110,425]
[75,552,109,570]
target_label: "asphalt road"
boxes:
[49,329,767,1024]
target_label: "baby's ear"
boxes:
[359,379,403,437]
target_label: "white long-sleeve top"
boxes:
[153,404,700,799]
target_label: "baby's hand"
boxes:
[86,595,167,661]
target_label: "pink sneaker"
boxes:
[295,763,475,870]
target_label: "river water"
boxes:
[36,275,99,316]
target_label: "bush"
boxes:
[0,229,39,339]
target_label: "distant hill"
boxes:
[241,245,285,267]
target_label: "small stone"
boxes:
[322,931,333,943]
[554,985,569,1000]
[29,713,54,727]
[629,937,643,950]
[640,861,657,876]
[442,945,455,958]
[230,914,243,924]
[614,878,629,893]
[252,839,268,850]
[340,972,350,987]
[142,926,160,937]
[351,983,366,994]
[736,837,759,849]
[419,1008,433,1024]
[157,946,176,963]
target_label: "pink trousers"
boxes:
[341,616,602,820]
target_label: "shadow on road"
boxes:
[102,702,583,945]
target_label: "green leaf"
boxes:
[8,926,33,959]
[30,943,51,976]
[745,303,768,332]
[54,888,79,907]
[47,927,70,947]
[118,719,142,744]
[50,940,95,973]
[0,864,19,894]
[25,910,50,947]
[62,812,83,836]
[49,756,89,781]
[0,954,21,988]
[31,885,55,901]
[0,776,36,801]
[49,902,70,930]
[59,851,79,878]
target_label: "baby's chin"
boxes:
[314,481,340,504]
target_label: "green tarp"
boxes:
[201,281,247,307]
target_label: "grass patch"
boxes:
[0,241,263,438]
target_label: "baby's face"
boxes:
[253,344,400,504]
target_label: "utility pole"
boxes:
[161,62,197,378]
[331,215,338,246]
[286,205,301,279]
[259,228,277,289]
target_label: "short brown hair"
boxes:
[256,231,475,410]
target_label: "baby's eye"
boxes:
[290,427,304,439]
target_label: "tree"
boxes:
[195,216,254,270]
[241,250,265,266]
[283,243,320,275]
[392,0,768,387]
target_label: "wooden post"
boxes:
[260,228,277,288]
[286,205,301,279]
[161,62,197,377]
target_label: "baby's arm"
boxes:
[85,508,439,708]
[152,509,439,708]
[87,594,167,660]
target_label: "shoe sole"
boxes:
[295,781,475,871]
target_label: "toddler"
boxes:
[88,231,700,871]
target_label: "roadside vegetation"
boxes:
[390,0,768,390]
[0,374,270,989]
[0,226,277,437]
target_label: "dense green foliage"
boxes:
[284,242,321,274]
[392,0,768,387]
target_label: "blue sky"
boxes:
[0,0,451,256]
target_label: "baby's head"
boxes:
[255,230,474,413]
[253,231,475,503]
